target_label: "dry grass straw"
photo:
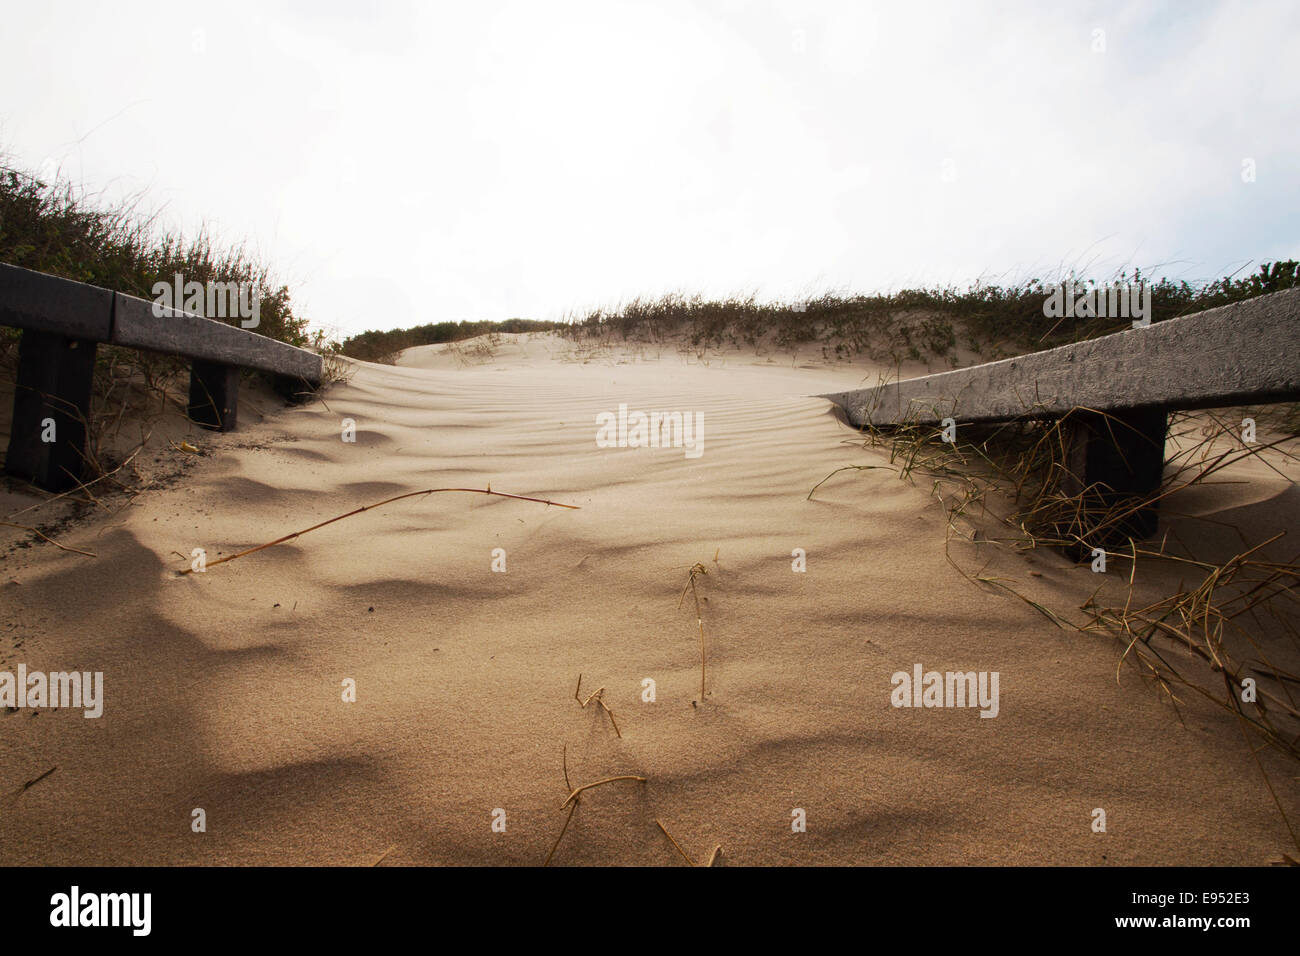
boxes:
[548,566,730,862]
[177,486,579,574]
[0,520,95,557]
[680,564,709,699]
[678,549,720,700]
[1079,528,1300,749]
[544,744,648,866]
[573,673,621,738]
[445,332,503,368]
[655,818,722,867]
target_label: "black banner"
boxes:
[6,865,1290,942]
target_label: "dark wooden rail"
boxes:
[819,287,1300,541]
[1,262,323,491]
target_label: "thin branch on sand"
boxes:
[178,486,579,574]
[0,522,95,557]
[12,766,58,798]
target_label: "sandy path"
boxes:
[2,333,1296,865]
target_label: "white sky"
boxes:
[2,0,1297,338]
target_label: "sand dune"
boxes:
[2,332,1296,865]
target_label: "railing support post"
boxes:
[4,329,98,491]
[188,360,239,431]
[270,374,313,405]
[1059,407,1167,551]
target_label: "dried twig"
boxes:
[179,486,579,574]
[0,521,95,557]
[15,766,58,796]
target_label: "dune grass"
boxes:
[341,320,562,364]
[0,156,321,351]
[560,261,1300,373]
[0,154,348,497]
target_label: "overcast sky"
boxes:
[2,0,1297,338]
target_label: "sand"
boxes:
[1,331,1297,865]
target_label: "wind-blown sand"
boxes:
[2,332,1297,865]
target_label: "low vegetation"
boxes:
[561,262,1300,366]
[0,157,317,352]
[0,155,346,493]
[341,318,563,364]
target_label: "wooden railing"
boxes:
[1,262,323,491]
[819,287,1300,541]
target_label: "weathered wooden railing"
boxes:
[1,262,323,491]
[819,287,1300,541]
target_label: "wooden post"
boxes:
[1059,407,1167,550]
[4,329,98,491]
[270,373,313,405]
[188,360,240,431]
